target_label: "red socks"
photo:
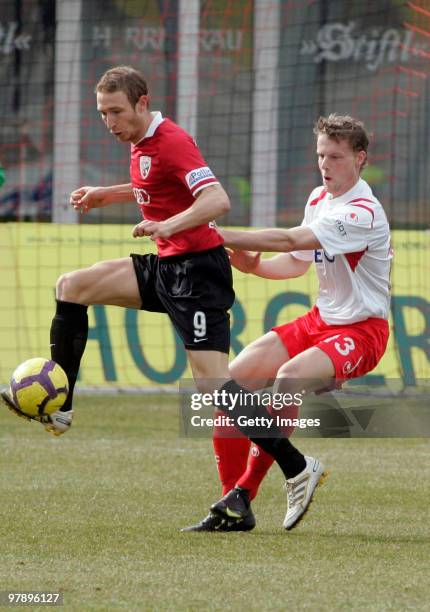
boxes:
[236,445,275,500]
[212,410,251,495]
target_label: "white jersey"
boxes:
[292,178,392,325]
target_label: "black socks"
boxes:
[50,300,88,412]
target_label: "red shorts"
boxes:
[272,306,389,380]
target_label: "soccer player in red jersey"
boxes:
[40,65,234,430]
[183,114,392,532]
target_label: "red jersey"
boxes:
[130,112,224,257]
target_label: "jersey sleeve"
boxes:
[162,131,219,197]
[308,204,373,256]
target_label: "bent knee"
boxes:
[56,270,91,304]
[277,361,303,379]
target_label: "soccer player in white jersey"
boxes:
[184,114,392,532]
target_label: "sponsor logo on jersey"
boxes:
[133,187,150,205]
[314,249,335,263]
[335,219,347,237]
[139,156,152,179]
[185,166,215,190]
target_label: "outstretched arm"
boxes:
[227,249,312,280]
[220,226,321,253]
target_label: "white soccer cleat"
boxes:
[283,456,328,530]
[44,410,74,436]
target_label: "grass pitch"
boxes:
[0,395,429,611]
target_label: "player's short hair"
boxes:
[314,114,369,154]
[95,66,148,107]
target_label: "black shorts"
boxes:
[131,245,235,353]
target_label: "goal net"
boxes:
[0,0,429,391]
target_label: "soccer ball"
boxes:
[10,358,69,418]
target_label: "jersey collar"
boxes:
[327,178,371,204]
[136,111,164,143]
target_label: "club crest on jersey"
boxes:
[345,212,359,223]
[139,156,152,179]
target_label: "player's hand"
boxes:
[226,248,261,273]
[132,220,173,240]
[70,186,106,214]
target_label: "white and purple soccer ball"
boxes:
[10,358,69,417]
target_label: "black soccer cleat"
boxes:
[210,486,251,521]
[181,509,256,532]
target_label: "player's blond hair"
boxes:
[95,66,148,107]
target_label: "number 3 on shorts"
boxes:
[335,336,355,356]
[193,311,207,338]
[324,334,356,356]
